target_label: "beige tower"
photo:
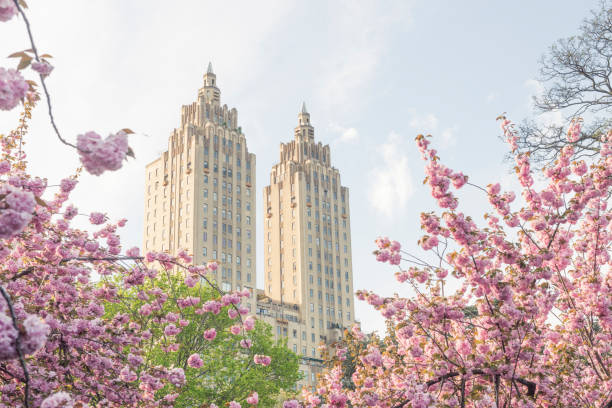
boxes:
[260,103,355,386]
[143,63,257,312]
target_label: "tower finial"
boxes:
[301,101,308,114]
[207,62,214,74]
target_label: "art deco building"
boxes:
[259,104,355,387]
[143,65,355,391]
[143,63,257,312]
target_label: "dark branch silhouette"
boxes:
[513,1,611,168]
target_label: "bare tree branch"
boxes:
[513,1,612,169]
[0,286,30,408]
[12,0,77,149]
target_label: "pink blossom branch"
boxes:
[391,370,536,408]
[0,286,30,408]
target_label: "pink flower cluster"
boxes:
[0,183,36,239]
[0,313,49,360]
[567,119,582,142]
[374,237,401,265]
[31,61,54,77]
[203,328,217,340]
[40,391,72,408]
[253,354,271,366]
[0,0,17,23]
[246,392,259,405]
[187,353,203,368]
[0,68,28,111]
[283,400,300,408]
[76,130,129,176]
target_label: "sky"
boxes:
[0,0,600,333]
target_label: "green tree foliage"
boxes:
[103,273,301,407]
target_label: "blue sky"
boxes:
[0,0,599,332]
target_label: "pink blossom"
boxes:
[184,274,198,287]
[127,353,144,367]
[40,391,73,408]
[0,0,18,22]
[240,339,252,348]
[283,400,299,408]
[229,402,241,408]
[0,184,36,239]
[119,366,138,382]
[164,323,181,336]
[244,316,255,331]
[89,212,106,225]
[0,68,28,110]
[0,313,18,360]
[254,354,271,366]
[20,314,49,355]
[167,367,186,387]
[76,130,129,176]
[230,324,241,335]
[126,246,140,257]
[31,61,54,77]
[567,120,582,142]
[59,178,78,193]
[246,392,259,405]
[187,353,203,368]
[203,328,217,341]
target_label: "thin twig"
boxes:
[0,286,30,408]
[12,0,77,149]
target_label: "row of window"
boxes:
[202,234,251,253]
[202,247,252,267]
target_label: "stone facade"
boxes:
[143,66,355,393]
[261,104,355,389]
[143,63,257,313]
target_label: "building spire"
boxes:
[207,61,214,74]
[301,101,308,114]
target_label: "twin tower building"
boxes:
[143,64,355,387]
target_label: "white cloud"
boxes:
[440,125,458,148]
[486,92,498,103]
[329,123,359,143]
[409,113,438,132]
[314,1,414,113]
[367,132,413,217]
[408,111,457,148]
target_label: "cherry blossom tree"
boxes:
[1,2,274,407]
[303,118,611,408]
